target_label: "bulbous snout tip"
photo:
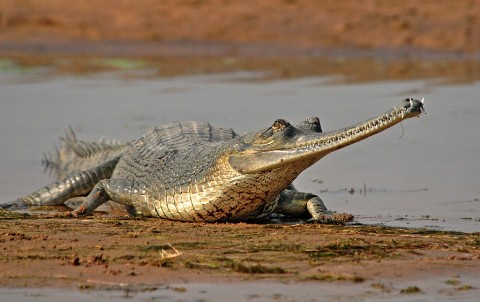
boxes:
[402,97,426,116]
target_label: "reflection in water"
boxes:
[3,277,480,302]
[2,52,480,83]
[0,70,478,232]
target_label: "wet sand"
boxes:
[1,214,479,300]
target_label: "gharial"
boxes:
[2,98,425,222]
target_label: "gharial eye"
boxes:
[272,119,290,131]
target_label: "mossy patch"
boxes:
[0,209,31,219]
[400,286,422,294]
[303,274,364,283]
[185,257,285,274]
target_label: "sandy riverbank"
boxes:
[1,0,479,52]
[1,212,479,297]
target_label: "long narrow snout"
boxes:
[229,98,425,174]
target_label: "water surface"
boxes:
[0,71,478,232]
[3,276,480,302]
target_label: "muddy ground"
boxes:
[0,210,479,292]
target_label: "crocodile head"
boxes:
[229,98,424,174]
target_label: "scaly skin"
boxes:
[42,126,128,179]
[4,98,424,222]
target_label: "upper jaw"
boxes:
[229,98,425,174]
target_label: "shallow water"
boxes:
[2,275,480,302]
[0,71,479,232]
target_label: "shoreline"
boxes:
[1,46,479,83]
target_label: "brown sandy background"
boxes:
[1,0,479,52]
[1,1,479,83]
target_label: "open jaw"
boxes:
[229,98,425,174]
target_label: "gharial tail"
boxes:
[2,157,119,210]
[42,127,130,180]
[2,127,127,210]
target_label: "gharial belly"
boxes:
[124,190,280,222]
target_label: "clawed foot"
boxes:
[69,204,88,218]
[305,196,354,224]
[307,212,354,224]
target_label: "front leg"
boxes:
[273,185,353,223]
[71,178,140,217]
[71,180,110,217]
